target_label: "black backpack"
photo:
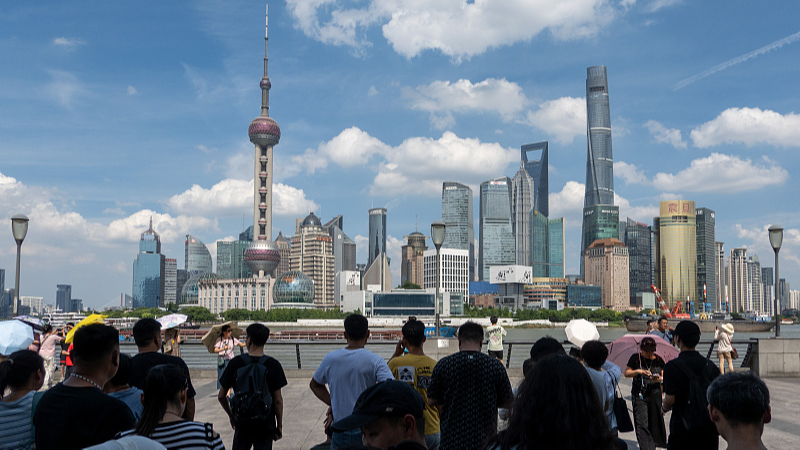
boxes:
[230,355,273,425]
[673,358,717,432]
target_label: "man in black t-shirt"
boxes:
[34,324,135,450]
[219,323,288,450]
[662,321,720,450]
[129,318,196,420]
[427,321,513,450]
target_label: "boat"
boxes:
[781,318,794,325]
[624,316,775,333]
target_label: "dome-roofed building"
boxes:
[302,212,322,228]
[290,213,335,309]
[272,271,316,309]
[181,272,223,305]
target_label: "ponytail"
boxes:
[135,364,186,436]
[0,350,44,394]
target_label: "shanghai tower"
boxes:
[580,66,619,279]
[243,6,282,278]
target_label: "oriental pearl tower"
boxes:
[243,5,281,278]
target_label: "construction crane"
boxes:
[651,285,691,319]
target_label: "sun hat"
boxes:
[721,323,734,334]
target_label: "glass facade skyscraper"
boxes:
[695,208,716,313]
[133,220,165,308]
[512,162,535,266]
[442,181,475,281]
[185,235,212,273]
[548,217,565,278]
[368,208,386,269]
[530,210,564,278]
[479,177,515,281]
[324,215,357,273]
[581,66,617,278]
[655,200,697,308]
[521,141,549,217]
[622,218,653,308]
[217,240,254,279]
[56,284,71,312]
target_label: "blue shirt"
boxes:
[109,387,144,422]
[585,361,622,431]
[649,328,673,343]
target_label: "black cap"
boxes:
[330,380,424,432]
[672,320,700,340]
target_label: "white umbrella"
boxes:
[565,319,600,348]
[0,320,35,355]
[158,314,188,330]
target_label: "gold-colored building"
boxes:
[654,200,697,307]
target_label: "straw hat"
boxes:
[721,323,734,334]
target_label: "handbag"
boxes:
[217,356,226,368]
[731,348,739,360]
[613,385,634,433]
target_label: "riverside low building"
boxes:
[342,289,464,317]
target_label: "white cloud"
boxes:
[734,224,800,269]
[548,181,585,225]
[127,85,137,95]
[614,161,648,185]
[368,86,378,96]
[287,1,618,60]
[645,120,686,148]
[691,107,800,148]
[405,78,528,127]
[614,194,659,224]
[652,153,787,193]
[166,178,318,218]
[46,70,87,108]
[644,0,682,13]
[525,97,586,144]
[53,37,85,51]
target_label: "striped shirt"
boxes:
[121,421,224,450]
[0,391,35,450]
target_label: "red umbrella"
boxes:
[606,334,679,370]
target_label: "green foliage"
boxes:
[181,306,217,323]
[397,281,422,290]
[220,308,349,322]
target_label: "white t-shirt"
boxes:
[486,325,507,351]
[313,347,393,424]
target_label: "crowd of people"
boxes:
[0,314,775,450]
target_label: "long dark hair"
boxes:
[489,354,615,450]
[135,364,187,436]
[0,350,44,395]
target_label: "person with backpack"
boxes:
[662,320,721,450]
[219,323,287,450]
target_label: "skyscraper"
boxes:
[521,141,549,217]
[716,241,725,311]
[762,266,774,316]
[622,218,652,307]
[548,217,565,278]
[479,177,515,281]
[289,212,335,308]
[727,248,749,313]
[217,240,254,279]
[185,235,212,273]
[367,209,386,269]
[243,6,281,279]
[323,215,356,274]
[132,218,166,308]
[164,258,177,304]
[580,66,618,279]
[274,232,290,276]
[654,200,697,307]
[442,181,475,281]
[747,255,763,314]
[401,231,427,287]
[695,208,716,313]
[56,284,71,312]
[511,162,535,266]
[585,238,630,312]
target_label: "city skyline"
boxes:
[1,2,799,309]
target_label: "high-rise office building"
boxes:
[242,7,281,280]
[512,162,535,266]
[56,284,71,312]
[0,269,4,298]
[423,248,470,298]
[521,141,549,217]
[654,200,697,307]
[622,218,653,308]
[747,255,763,314]
[529,210,565,278]
[728,248,749,313]
[716,242,725,311]
[779,279,790,311]
[580,66,618,279]
[762,266,774,316]
[274,232,290,276]
[442,181,475,281]
[132,218,166,308]
[185,235,212,274]
[585,238,630,312]
[548,217,565,278]
[695,208,716,313]
[323,215,356,274]
[368,208,387,269]
[164,258,177,304]
[289,212,334,308]
[479,177,515,281]
[239,226,254,242]
[401,232,427,287]
[176,269,189,304]
[217,240,254,279]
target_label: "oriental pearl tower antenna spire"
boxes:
[244,3,282,279]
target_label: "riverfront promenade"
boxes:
[191,372,800,449]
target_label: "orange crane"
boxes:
[650,285,690,319]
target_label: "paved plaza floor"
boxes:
[192,373,800,450]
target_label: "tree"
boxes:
[181,306,216,323]
[397,281,422,290]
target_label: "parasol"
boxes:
[13,315,45,330]
[564,319,600,348]
[606,334,679,369]
[64,313,108,343]
[201,322,243,354]
[158,313,188,330]
[0,320,35,355]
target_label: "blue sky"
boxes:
[1,0,799,310]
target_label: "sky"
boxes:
[1,0,799,310]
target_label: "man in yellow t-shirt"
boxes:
[388,319,441,450]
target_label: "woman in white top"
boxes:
[213,325,244,389]
[714,323,735,374]
[38,324,63,389]
[0,350,45,450]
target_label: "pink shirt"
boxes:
[214,337,240,360]
[38,334,63,358]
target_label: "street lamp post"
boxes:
[768,225,783,338]
[431,220,446,337]
[11,214,30,316]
